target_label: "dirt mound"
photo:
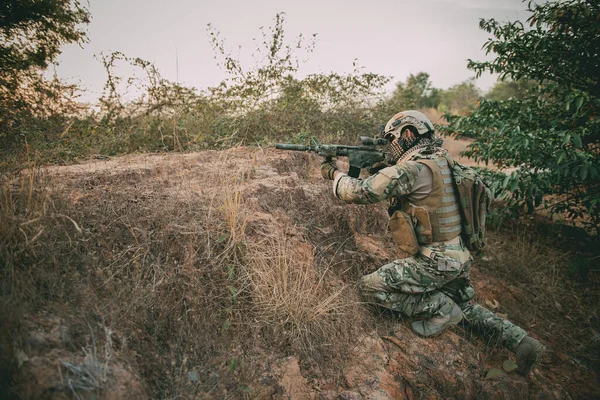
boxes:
[11,314,145,399]
[3,146,598,399]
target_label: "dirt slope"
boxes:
[5,145,599,399]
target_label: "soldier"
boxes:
[321,110,545,375]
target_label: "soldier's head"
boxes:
[381,110,436,162]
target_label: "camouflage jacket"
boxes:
[333,147,471,263]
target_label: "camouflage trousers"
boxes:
[360,252,528,351]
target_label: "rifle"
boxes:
[275,136,389,178]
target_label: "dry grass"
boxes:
[242,236,353,355]
[4,147,597,397]
[476,221,600,370]
[0,164,249,396]
[0,153,365,397]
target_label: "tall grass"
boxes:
[243,236,352,355]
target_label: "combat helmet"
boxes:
[382,110,435,140]
[381,110,436,162]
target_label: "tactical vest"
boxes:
[388,154,462,255]
[410,156,463,241]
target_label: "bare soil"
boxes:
[2,143,599,399]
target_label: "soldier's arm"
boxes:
[332,162,421,204]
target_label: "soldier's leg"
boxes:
[437,271,530,352]
[362,285,456,319]
[438,276,476,304]
[434,266,525,349]
[438,273,545,374]
[360,254,460,297]
[374,290,463,337]
[461,303,545,375]
[360,256,464,336]
[460,303,527,351]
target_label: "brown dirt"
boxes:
[4,143,599,399]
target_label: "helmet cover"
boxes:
[382,110,435,141]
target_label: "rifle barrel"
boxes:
[275,144,309,151]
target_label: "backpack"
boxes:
[443,154,492,254]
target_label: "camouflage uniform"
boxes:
[333,148,528,350]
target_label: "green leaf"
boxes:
[502,359,518,372]
[502,173,511,189]
[486,368,505,379]
[580,165,588,181]
[230,357,238,372]
[561,134,571,146]
[221,319,231,333]
[575,96,584,112]
[510,177,519,192]
[572,134,582,148]
[227,264,235,280]
[217,233,229,243]
[228,286,238,303]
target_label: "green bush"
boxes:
[0,0,90,146]
[442,0,600,230]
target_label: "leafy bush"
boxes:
[485,78,537,101]
[0,0,90,144]
[442,0,600,230]
[1,12,391,169]
[383,72,441,112]
[205,13,389,146]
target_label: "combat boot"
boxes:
[515,336,545,375]
[412,303,463,337]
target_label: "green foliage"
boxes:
[0,0,90,142]
[385,72,440,112]
[438,79,481,115]
[485,368,505,379]
[382,73,480,118]
[0,12,390,169]
[502,359,518,373]
[485,78,537,101]
[0,0,89,75]
[442,0,600,229]
[205,13,389,146]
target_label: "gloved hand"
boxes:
[321,159,338,180]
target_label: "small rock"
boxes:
[188,370,200,383]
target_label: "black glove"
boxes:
[321,159,338,180]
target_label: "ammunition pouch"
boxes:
[406,204,433,245]
[388,210,419,256]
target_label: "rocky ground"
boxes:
[4,141,599,399]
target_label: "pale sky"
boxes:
[54,0,529,102]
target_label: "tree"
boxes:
[387,72,440,110]
[442,0,600,229]
[485,78,537,101]
[439,79,481,115]
[0,0,90,136]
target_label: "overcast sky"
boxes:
[54,0,530,102]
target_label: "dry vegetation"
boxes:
[1,146,598,399]
[2,4,598,397]
[0,149,368,398]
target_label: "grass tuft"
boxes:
[242,236,352,356]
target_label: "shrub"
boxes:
[0,0,90,145]
[442,0,600,230]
